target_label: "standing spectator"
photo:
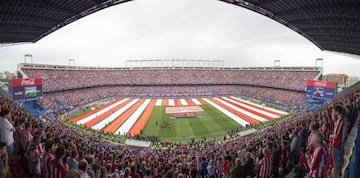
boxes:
[198,157,207,177]
[0,108,15,160]
[100,166,108,178]
[258,148,272,178]
[330,105,345,178]
[299,122,309,148]
[42,140,56,178]
[130,165,140,178]
[272,144,281,178]
[230,158,245,178]
[243,152,255,178]
[22,122,33,152]
[190,166,198,178]
[122,167,131,178]
[78,160,91,178]
[65,169,81,178]
[223,156,231,178]
[164,170,174,178]
[27,135,42,177]
[66,150,79,170]
[306,132,327,178]
[296,148,309,178]
[86,156,95,178]
[307,123,318,153]
[91,163,101,178]
[216,158,223,177]
[50,146,68,178]
[280,140,290,172]
[0,142,9,178]
[206,160,216,178]
[290,130,301,165]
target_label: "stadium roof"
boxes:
[0,0,359,56]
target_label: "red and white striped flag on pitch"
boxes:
[165,106,204,114]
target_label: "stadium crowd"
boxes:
[39,85,306,112]
[0,81,359,178]
[22,68,319,92]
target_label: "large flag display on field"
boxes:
[165,106,204,114]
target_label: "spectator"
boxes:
[78,160,91,178]
[0,108,15,160]
[164,170,174,178]
[330,105,345,178]
[190,166,198,178]
[66,150,79,170]
[290,129,301,165]
[130,165,140,178]
[243,152,255,178]
[50,146,68,178]
[206,160,216,178]
[65,169,81,178]
[296,147,309,178]
[223,156,231,178]
[0,142,8,178]
[272,143,281,178]
[100,166,107,178]
[122,167,131,178]
[43,139,56,178]
[27,135,42,177]
[198,157,208,177]
[85,156,95,178]
[230,158,245,178]
[91,163,101,178]
[258,148,272,178]
[306,132,327,178]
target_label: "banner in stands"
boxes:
[11,78,43,102]
[306,80,337,103]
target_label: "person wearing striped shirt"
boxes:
[258,148,272,178]
[306,132,327,178]
[307,123,319,153]
[50,146,68,178]
[27,135,42,177]
[330,105,345,178]
[42,140,55,178]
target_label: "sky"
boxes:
[0,0,359,76]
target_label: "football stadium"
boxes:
[0,1,360,178]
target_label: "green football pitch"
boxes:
[141,104,242,142]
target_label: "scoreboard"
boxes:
[306,80,337,103]
[11,78,43,102]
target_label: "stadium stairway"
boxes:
[21,100,45,118]
[53,98,66,107]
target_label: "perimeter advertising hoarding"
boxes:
[306,80,337,102]
[11,78,43,102]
